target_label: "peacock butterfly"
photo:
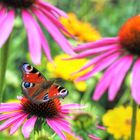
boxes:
[20,63,69,104]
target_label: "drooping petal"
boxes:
[33,9,75,55]
[10,114,28,135]
[0,113,25,131]
[71,45,120,59]
[108,55,133,100]
[77,52,121,81]
[0,10,15,48]
[26,10,53,62]
[93,56,126,100]
[47,119,66,140]
[0,8,7,24]
[88,134,101,140]
[22,116,37,138]
[96,125,106,130]
[52,118,71,133]
[38,7,74,38]
[73,49,118,73]
[74,37,119,52]
[22,10,41,64]
[131,58,140,104]
[37,0,67,17]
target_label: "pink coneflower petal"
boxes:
[0,106,22,113]
[22,10,41,65]
[71,45,120,59]
[27,10,53,62]
[53,118,71,133]
[77,52,121,81]
[0,103,22,112]
[39,7,74,38]
[93,56,124,100]
[0,112,23,121]
[38,0,67,17]
[131,58,140,104]
[0,113,25,131]
[0,8,7,24]
[33,10,75,55]
[96,125,106,130]
[10,114,28,135]
[108,55,133,100]
[88,134,101,140]
[22,116,37,138]
[0,10,15,48]
[74,37,119,52]
[73,49,119,74]
[47,119,66,140]
[61,104,85,110]
[0,102,21,107]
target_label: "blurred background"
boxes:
[1,0,138,140]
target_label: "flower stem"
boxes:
[0,40,10,102]
[130,100,137,140]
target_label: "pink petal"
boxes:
[0,105,22,113]
[27,10,53,62]
[74,37,119,52]
[131,58,140,104]
[0,102,21,107]
[0,8,7,24]
[0,112,22,121]
[38,7,74,38]
[88,134,101,140]
[0,10,15,48]
[0,113,25,131]
[47,119,66,140]
[61,104,85,110]
[37,0,67,17]
[60,109,69,114]
[93,56,125,100]
[22,116,37,138]
[108,55,133,100]
[22,10,41,64]
[10,114,28,135]
[73,49,119,73]
[96,125,106,130]
[77,52,121,81]
[52,118,71,133]
[71,45,120,59]
[33,9,75,55]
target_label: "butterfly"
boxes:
[21,63,69,104]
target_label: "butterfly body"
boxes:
[21,63,68,104]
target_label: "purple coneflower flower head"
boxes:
[0,0,75,64]
[0,96,83,139]
[70,15,140,104]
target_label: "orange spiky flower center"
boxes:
[0,0,36,8]
[21,97,61,118]
[119,15,140,55]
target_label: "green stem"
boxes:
[130,100,137,140]
[0,40,10,102]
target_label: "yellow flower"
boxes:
[60,13,101,42]
[65,132,81,140]
[47,54,91,92]
[102,106,140,140]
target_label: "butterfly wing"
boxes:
[21,63,68,104]
[21,63,50,103]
